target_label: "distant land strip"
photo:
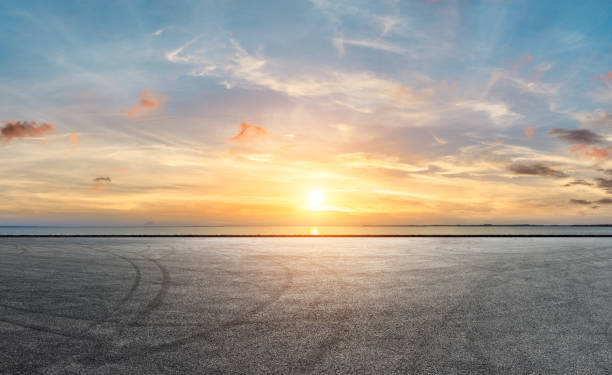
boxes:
[2,235,612,238]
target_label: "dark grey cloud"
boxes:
[569,199,592,205]
[595,178,612,194]
[508,162,567,178]
[597,168,612,175]
[569,198,612,205]
[548,128,605,145]
[562,179,593,187]
[93,176,111,183]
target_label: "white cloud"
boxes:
[335,37,408,55]
[575,109,612,129]
[152,26,173,36]
[165,37,428,113]
[455,100,523,126]
[536,63,552,72]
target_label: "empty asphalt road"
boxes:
[1,237,611,374]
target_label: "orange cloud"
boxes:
[512,54,533,75]
[0,121,55,142]
[69,133,79,148]
[230,122,268,142]
[91,184,105,191]
[569,144,611,160]
[523,126,534,139]
[127,90,166,118]
[600,70,612,84]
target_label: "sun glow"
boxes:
[307,190,324,209]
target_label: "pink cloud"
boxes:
[230,122,268,142]
[523,126,534,139]
[600,70,612,84]
[127,90,166,118]
[0,121,55,142]
[512,54,533,75]
[569,144,611,160]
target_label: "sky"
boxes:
[1,0,612,226]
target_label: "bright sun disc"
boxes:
[308,190,324,208]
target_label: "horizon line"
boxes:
[2,234,612,238]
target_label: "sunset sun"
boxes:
[307,190,324,209]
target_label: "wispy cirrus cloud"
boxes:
[332,37,407,56]
[152,26,173,36]
[0,121,54,142]
[575,110,612,129]
[165,37,429,113]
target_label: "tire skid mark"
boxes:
[0,316,98,342]
[32,242,148,374]
[291,256,353,372]
[51,256,294,369]
[142,258,293,355]
[0,303,99,323]
[126,257,170,326]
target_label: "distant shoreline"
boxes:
[1,224,612,228]
[2,234,612,238]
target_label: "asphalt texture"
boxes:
[1,237,611,374]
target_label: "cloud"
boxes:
[336,152,424,173]
[152,26,172,36]
[507,161,567,178]
[93,176,111,183]
[165,37,428,113]
[333,37,408,55]
[523,126,534,139]
[69,133,79,148]
[563,179,593,187]
[568,144,610,160]
[126,90,166,118]
[549,128,605,144]
[600,70,612,85]
[597,168,612,175]
[575,110,612,129]
[570,199,592,205]
[512,54,533,75]
[454,100,523,125]
[0,121,55,142]
[230,122,268,142]
[595,178,612,194]
[569,198,612,205]
[536,63,552,72]
[431,132,447,145]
